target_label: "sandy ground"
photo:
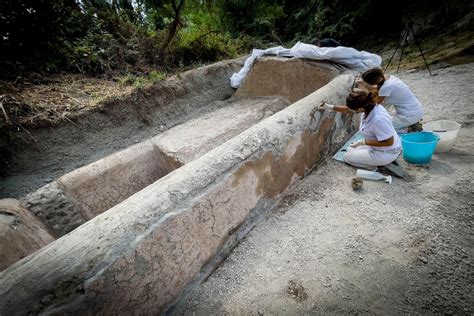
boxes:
[171,64,474,314]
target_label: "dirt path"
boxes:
[171,64,474,314]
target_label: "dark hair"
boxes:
[361,67,385,86]
[319,38,341,47]
[346,89,377,111]
[311,38,321,46]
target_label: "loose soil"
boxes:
[171,63,474,314]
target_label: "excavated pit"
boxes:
[22,96,289,236]
[0,57,355,314]
[5,57,341,238]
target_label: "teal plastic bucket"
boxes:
[401,132,440,164]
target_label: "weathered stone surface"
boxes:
[235,57,342,103]
[0,73,355,315]
[57,140,182,221]
[153,96,289,164]
[0,199,55,271]
[21,182,85,237]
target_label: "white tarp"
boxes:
[230,41,382,88]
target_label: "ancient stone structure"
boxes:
[0,58,355,314]
[0,199,55,271]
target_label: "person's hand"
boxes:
[318,102,335,112]
[310,101,335,118]
[350,139,366,147]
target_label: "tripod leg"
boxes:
[384,27,409,72]
[409,25,433,76]
[397,29,409,73]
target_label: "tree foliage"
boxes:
[0,0,410,78]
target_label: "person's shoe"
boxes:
[407,121,423,132]
[377,160,407,179]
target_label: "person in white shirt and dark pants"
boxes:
[319,89,402,169]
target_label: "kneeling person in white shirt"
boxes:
[319,89,402,169]
[359,67,424,132]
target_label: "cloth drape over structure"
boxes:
[230,42,382,88]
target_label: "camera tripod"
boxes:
[384,19,433,75]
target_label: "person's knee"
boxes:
[344,150,380,169]
[343,147,363,163]
[343,152,354,164]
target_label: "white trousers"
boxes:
[343,145,400,170]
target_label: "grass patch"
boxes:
[119,70,167,89]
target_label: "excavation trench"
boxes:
[0,57,355,314]
[13,57,341,238]
[23,96,290,236]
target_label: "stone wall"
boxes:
[235,58,341,103]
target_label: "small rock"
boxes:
[351,177,363,191]
[419,256,428,264]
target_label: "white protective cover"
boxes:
[230,42,382,88]
[230,49,265,88]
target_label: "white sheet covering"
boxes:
[230,42,382,88]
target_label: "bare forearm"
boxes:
[332,105,355,114]
[316,102,355,114]
[365,137,394,147]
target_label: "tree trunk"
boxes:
[160,0,185,55]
